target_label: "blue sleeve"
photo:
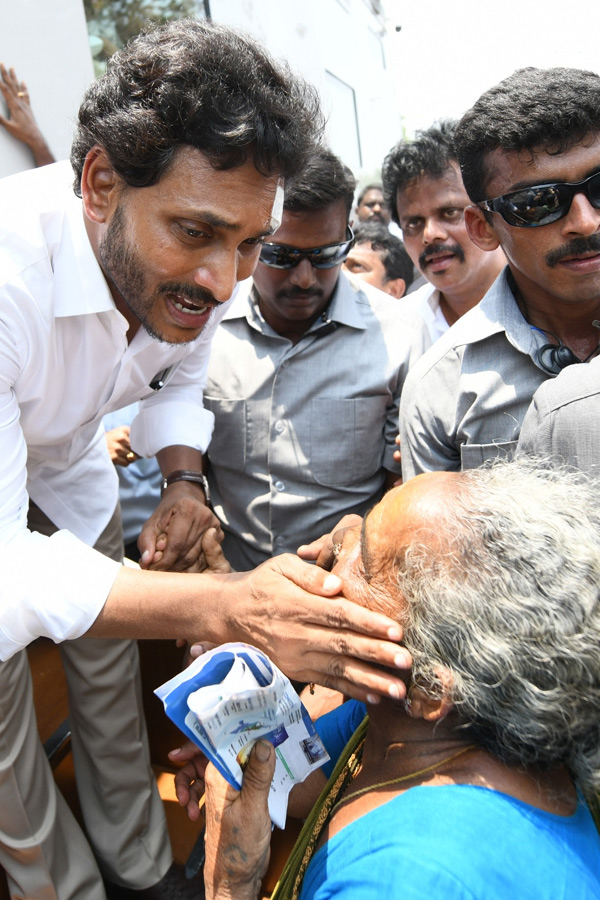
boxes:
[313,700,367,779]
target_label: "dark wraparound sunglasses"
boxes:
[478,170,600,227]
[259,226,355,269]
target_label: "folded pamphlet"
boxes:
[154,642,329,828]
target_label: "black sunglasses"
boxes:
[259,226,355,269]
[478,170,600,227]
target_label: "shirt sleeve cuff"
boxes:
[130,401,215,457]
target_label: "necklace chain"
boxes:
[335,744,476,810]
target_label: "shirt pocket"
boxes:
[204,397,246,471]
[310,397,386,486]
[460,440,517,470]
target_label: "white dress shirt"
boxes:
[0,161,230,659]
[402,281,450,344]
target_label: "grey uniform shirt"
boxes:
[400,268,558,480]
[518,355,600,475]
[204,272,429,570]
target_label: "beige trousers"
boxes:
[0,504,171,899]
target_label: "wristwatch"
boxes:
[160,469,211,505]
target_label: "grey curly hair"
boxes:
[371,459,600,791]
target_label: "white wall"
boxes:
[0,0,94,178]
[210,0,402,178]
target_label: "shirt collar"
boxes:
[53,195,120,319]
[323,271,370,330]
[222,270,370,334]
[424,287,441,314]
[478,266,547,358]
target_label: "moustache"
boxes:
[278,288,324,300]
[546,234,600,268]
[419,243,466,270]
[158,282,218,306]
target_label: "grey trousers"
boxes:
[0,504,171,899]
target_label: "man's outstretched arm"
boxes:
[90,553,411,704]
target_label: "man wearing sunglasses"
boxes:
[399,66,600,480]
[202,148,429,571]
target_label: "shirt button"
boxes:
[274,480,286,492]
[281,359,289,368]
[274,420,285,433]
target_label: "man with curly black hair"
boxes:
[383,120,505,342]
[0,20,410,900]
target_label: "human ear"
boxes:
[384,277,407,299]
[464,205,501,252]
[405,669,453,722]
[80,144,122,225]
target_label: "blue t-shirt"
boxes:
[304,701,600,899]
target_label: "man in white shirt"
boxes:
[382,120,505,343]
[0,21,410,900]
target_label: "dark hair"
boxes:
[353,222,414,287]
[283,147,357,218]
[71,18,324,195]
[382,120,458,224]
[455,67,600,202]
[356,183,384,206]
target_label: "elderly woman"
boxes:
[176,460,600,899]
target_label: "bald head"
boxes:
[365,472,458,583]
[332,471,459,616]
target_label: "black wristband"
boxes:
[160,469,211,505]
